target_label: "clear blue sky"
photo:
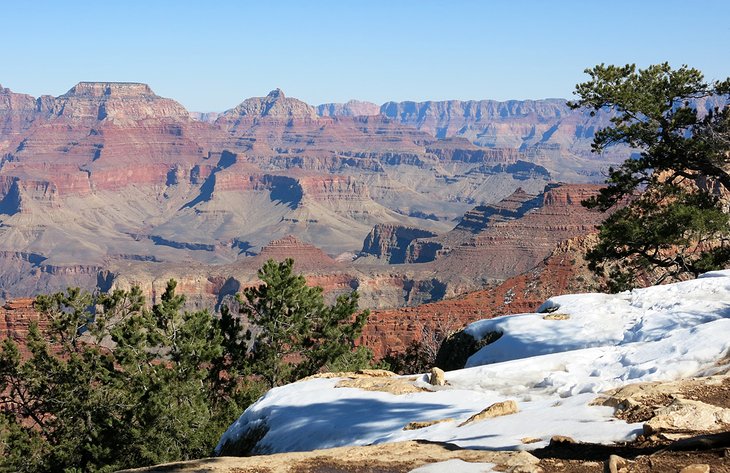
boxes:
[2,0,729,112]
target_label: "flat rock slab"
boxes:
[116,440,540,473]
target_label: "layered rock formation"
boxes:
[0,82,628,305]
[316,100,380,117]
[379,98,627,181]
[0,298,47,356]
[0,83,565,300]
[0,85,44,154]
[219,88,317,121]
[423,183,605,296]
[360,224,437,263]
[379,98,607,149]
[361,233,601,359]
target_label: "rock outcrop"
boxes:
[118,441,542,473]
[219,88,317,121]
[255,235,337,268]
[361,224,437,263]
[362,232,601,360]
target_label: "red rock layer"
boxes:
[361,234,601,359]
[254,235,338,270]
[0,298,46,356]
[430,184,605,286]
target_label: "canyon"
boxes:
[0,82,624,306]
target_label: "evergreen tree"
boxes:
[569,63,730,289]
[0,283,261,472]
[238,258,370,388]
[0,260,371,471]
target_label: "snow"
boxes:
[217,271,730,456]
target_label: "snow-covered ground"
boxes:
[217,271,730,456]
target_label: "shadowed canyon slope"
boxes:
[0,82,623,303]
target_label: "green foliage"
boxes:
[238,258,370,388]
[0,283,261,472]
[382,340,435,375]
[0,259,370,471]
[570,63,730,289]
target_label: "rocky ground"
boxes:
[120,374,730,473]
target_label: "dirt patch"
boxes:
[533,432,730,473]
[598,375,730,424]
[681,377,730,409]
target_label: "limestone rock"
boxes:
[316,100,380,117]
[643,398,730,435]
[679,464,711,473]
[403,418,454,430]
[459,400,519,426]
[335,376,426,395]
[429,367,446,386]
[118,440,542,473]
[302,369,397,381]
[605,454,631,473]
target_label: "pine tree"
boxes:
[569,63,730,289]
[0,260,371,471]
[0,283,261,472]
[238,258,370,388]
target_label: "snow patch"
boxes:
[217,272,730,455]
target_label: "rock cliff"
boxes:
[0,298,48,356]
[0,83,622,304]
[360,224,437,263]
[219,88,317,121]
[361,233,601,359]
[316,100,380,117]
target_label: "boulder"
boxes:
[459,400,519,426]
[643,398,730,435]
[429,367,446,386]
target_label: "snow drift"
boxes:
[217,271,730,455]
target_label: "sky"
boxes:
[2,0,730,112]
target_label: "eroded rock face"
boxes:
[362,232,601,360]
[0,83,622,319]
[361,224,437,263]
[0,298,47,356]
[428,184,605,291]
[643,398,730,435]
[256,235,337,267]
[220,88,317,120]
[0,85,43,153]
[50,82,191,121]
[380,97,618,156]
